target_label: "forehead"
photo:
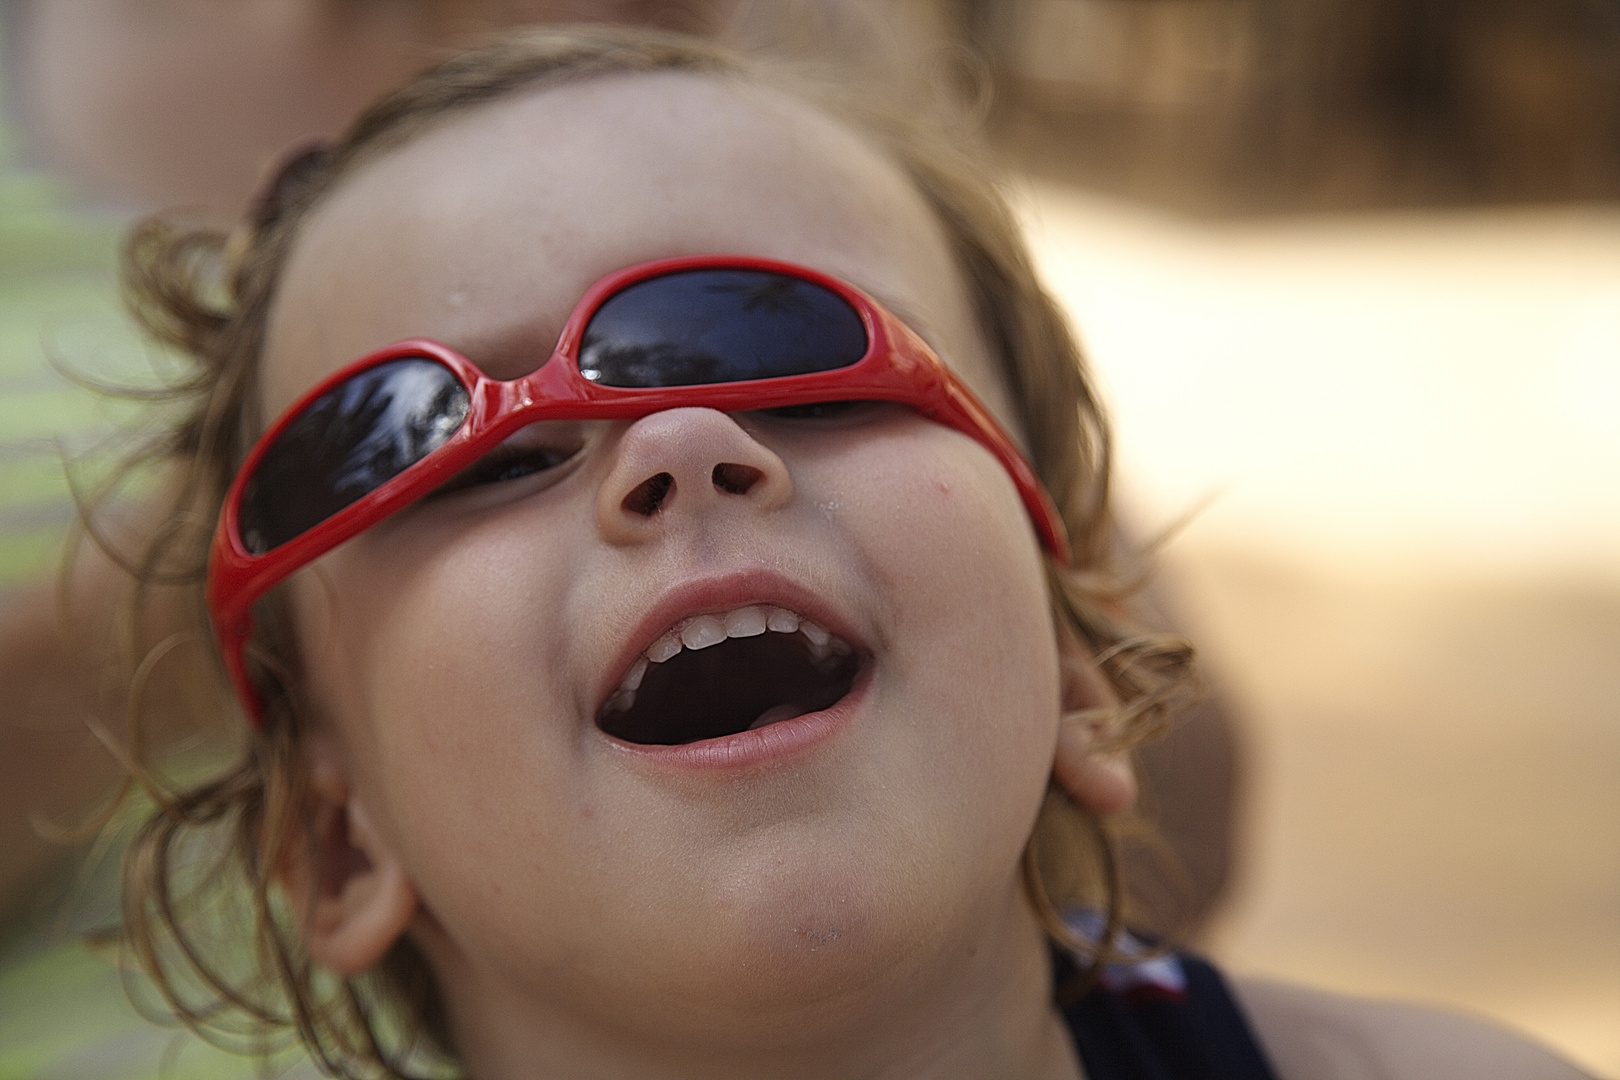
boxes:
[261,70,1015,428]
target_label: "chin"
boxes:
[606,832,1008,1040]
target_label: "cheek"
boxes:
[287,520,614,955]
[294,515,576,722]
[832,421,1055,663]
[815,422,1062,852]
[287,517,592,840]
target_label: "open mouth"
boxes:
[597,605,861,746]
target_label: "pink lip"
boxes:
[604,668,870,772]
[593,565,867,713]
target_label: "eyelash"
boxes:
[758,401,871,421]
[430,401,877,498]
[431,443,579,497]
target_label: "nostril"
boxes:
[623,472,675,516]
[712,462,764,496]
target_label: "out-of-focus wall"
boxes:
[959,0,1620,211]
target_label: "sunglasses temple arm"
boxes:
[209,517,271,727]
[215,615,267,728]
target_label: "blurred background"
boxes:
[974,3,1620,1074]
[0,1,1616,1077]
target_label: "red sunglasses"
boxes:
[209,254,1069,725]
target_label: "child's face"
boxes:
[263,73,1067,1046]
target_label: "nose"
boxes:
[595,408,793,545]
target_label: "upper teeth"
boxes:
[602,605,851,715]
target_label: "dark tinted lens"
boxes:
[238,357,470,554]
[579,269,868,387]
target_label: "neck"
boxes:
[427,892,1084,1080]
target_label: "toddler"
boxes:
[110,25,1588,1080]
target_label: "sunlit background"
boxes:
[1,1,1616,1076]
[1020,181,1620,1077]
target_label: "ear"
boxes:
[1052,634,1138,816]
[283,741,419,977]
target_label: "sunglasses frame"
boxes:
[209,254,1070,725]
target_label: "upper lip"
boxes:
[594,566,868,720]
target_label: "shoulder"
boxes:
[1230,975,1595,1080]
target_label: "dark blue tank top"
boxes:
[1055,946,1281,1080]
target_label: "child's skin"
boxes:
[273,69,1106,1079]
[260,69,1591,1080]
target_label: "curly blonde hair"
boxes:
[109,25,1196,1078]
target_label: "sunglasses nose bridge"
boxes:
[594,407,793,545]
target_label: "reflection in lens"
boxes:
[238,358,469,554]
[580,269,868,387]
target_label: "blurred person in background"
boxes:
[7,1,739,216]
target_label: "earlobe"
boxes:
[1053,714,1138,816]
[285,751,419,977]
[1052,634,1138,816]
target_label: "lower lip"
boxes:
[605,671,869,773]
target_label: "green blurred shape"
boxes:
[0,19,306,1080]
[0,69,146,589]
[0,935,315,1080]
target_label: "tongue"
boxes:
[749,704,810,730]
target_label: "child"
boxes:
[111,26,1588,1080]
